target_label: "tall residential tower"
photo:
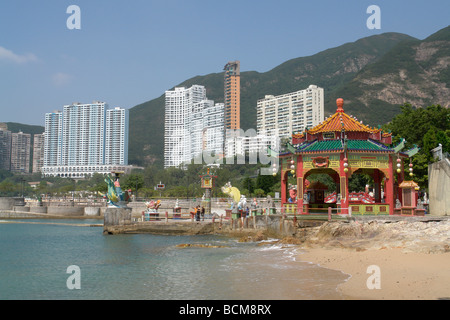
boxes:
[257,85,324,140]
[41,102,129,178]
[164,85,224,168]
[224,61,240,130]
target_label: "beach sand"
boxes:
[296,224,450,300]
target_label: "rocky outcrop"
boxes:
[295,219,450,254]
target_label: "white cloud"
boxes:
[0,46,38,64]
[52,72,72,87]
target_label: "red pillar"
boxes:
[385,155,395,215]
[281,160,287,206]
[296,155,303,214]
[339,153,349,214]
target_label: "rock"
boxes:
[176,243,227,249]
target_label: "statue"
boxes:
[238,195,247,210]
[251,198,258,210]
[99,172,130,208]
[288,185,297,203]
[145,200,161,212]
[221,182,241,209]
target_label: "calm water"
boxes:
[0,220,348,300]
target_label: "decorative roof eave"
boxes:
[346,149,394,153]
[295,98,393,138]
[298,149,344,154]
[404,145,420,157]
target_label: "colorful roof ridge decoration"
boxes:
[306,99,384,135]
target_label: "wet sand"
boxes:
[299,247,450,300]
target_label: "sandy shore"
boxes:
[292,219,450,300]
[299,247,450,300]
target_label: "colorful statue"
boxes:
[99,172,130,208]
[238,195,247,210]
[221,182,241,204]
[288,185,297,203]
[145,200,161,212]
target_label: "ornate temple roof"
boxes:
[271,98,419,158]
[298,139,393,153]
[300,98,384,136]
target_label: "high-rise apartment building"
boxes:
[164,85,206,168]
[224,61,240,130]
[164,85,224,168]
[190,100,224,160]
[256,85,324,140]
[43,111,63,167]
[105,107,129,166]
[41,102,130,178]
[10,131,31,174]
[0,124,11,171]
[32,133,45,174]
[62,102,106,167]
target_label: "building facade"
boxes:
[225,131,279,159]
[257,85,324,140]
[0,124,11,171]
[105,107,129,166]
[190,100,224,160]
[32,133,45,174]
[10,131,31,174]
[224,61,240,131]
[41,102,129,178]
[43,111,63,167]
[164,85,206,168]
[61,102,106,167]
[164,86,224,168]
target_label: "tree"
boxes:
[386,103,450,189]
[253,188,265,197]
[121,174,144,193]
[256,173,277,194]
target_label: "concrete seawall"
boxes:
[103,214,300,238]
[428,159,450,216]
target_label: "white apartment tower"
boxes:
[43,111,63,167]
[106,107,129,165]
[257,85,324,140]
[164,85,224,168]
[164,85,206,168]
[41,102,130,178]
[62,102,106,166]
[190,100,224,160]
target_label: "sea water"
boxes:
[0,220,348,300]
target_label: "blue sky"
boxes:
[1,0,449,126]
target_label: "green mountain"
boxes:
[327,25,450,125]
[129,31,421,167]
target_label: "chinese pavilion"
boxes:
[276,98,418,215]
